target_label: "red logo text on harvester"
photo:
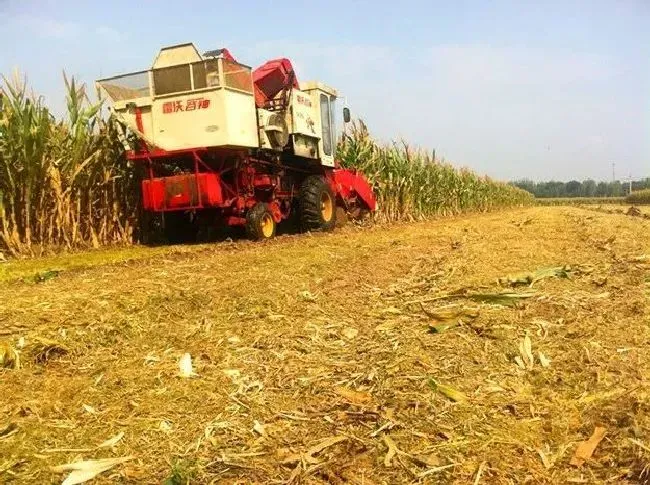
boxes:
[296,94,312,107]
[163,98,211,114]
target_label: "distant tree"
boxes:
[582,179,597,197]
[595,182,609,197]
[512,179,535,194]
[510,177,649,198]
[565,180,582,197]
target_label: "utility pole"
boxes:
[628,173,633,195]
[612,162,616,182]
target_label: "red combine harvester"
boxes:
[96,43,376,241]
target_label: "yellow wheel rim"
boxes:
[260,213,274,238]
[321,192,333,222]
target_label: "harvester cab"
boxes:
[96,43,376,241]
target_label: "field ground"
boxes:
[1,207,649,484]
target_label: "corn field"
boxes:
[0,74,139,258]
[626,189,650,205]
[1,77,533,258]
[338,121,533,221]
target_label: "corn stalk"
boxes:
[337,121,534,222]
[0,72,138,257]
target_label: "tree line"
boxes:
[511,178,650,198]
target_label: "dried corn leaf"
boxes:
[282,436,348,465]
[0,342,20,369]
[306,436,348,457]
[514,355,526,369]
[429,378,467,402]
[423,304,479,334]
[538,352,551,368]
[341,327,358,340]
[299,290,318,302]
[383,435,398,467]
[466,292,536,307]
[499,266,570,288]
[414,453,442,468]
[51,456,133,485]
[334,386,372,405]
[97,431,124,449]
[253,421,266,436]
[0,422,18,440]
[178,353,194,378]
[570,427,606,467]
[159,420,173,434]
[82,404,97,415]
[538,448,552,469]
[519,334,535,369]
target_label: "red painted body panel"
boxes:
[142,177,164,211]
[135,148,376,223]
[330,168,377,212]
[252,58,299,108]
[142,173,222,211]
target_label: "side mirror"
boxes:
[343,107,351,123]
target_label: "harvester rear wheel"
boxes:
[299,176,337,232]
[246,203,276,241]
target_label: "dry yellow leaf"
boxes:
[334,386,372,405]
[570,427,606,467]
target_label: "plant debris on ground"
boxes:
[0,206,649,483]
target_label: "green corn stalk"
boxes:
[337,120,534,223]
[0,72,138,257]
[626,189,650,205]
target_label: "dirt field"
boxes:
[1,207,649,484]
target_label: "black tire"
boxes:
[299,175,337,232]
[246,203,276,241]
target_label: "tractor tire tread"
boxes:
[245,202,276,241]
[299,175,336,233]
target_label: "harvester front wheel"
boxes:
[299,176,336,232]
[246,203,276,241]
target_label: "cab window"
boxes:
[320,94,332,156]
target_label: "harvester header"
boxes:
[97,43,375,241]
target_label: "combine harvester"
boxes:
[97,43,376,241]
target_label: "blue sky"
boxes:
[0,0,648,181]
